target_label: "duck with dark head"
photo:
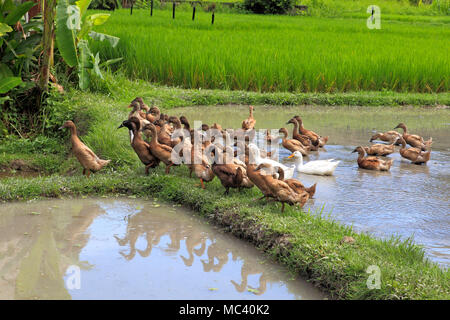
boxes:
[118,117,160,175]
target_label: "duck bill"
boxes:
[117,124,124,129]
[287,154,295,159]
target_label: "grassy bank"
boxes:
[1,75,449,299]
[1,168,449,299]
[1,74,449,173]
[91,9,449,93]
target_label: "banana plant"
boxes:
[0,0,37,95]
[55,0,122,90]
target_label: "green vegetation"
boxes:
[302,0,449,17]
[2,167,449,299]
[0,1,42,116]
[243,0,295,14]
[92,9,449,93]
[55,0,122,90]
[1,1,449,300]
[1,75,449,299]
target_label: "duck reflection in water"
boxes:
[113,206,302,296]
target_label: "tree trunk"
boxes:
[39,0,56,92]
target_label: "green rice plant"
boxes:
[301,0,449,17]
[91,9,449,93]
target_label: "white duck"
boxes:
[248,143,294,179]
[288,151,339,176]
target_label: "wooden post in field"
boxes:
[212,11,215,25]
[130,2,133,15]
[192,5,196,21]
[151,0,153,16]
[172,2,176,19]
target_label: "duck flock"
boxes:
[59,97,433,213]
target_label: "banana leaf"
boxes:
[0,76,22,94]
[4,1,36,25]
[77,13,110,41]
[0,22,13,36]
[55,0,78,67]
[77,39,92,90]
[75,0,92,18]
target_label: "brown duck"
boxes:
[133,97,150,113]
[60,121,110,177]
[242,106,256,130]
[146,123,176,174]
[394,123,432,151]
[144,121,180,148]
[118,117,160,175]
[145,106,161,123]
[189,143,215,189]
[211,123,223,132]
[363,140,398,156]
[276,166,317,199]
[211,146,245,195]
[287,118,318,151]
[279,128,309,156]
[265,129,277,144]
[294,116,328,147]
[246,162,274,201]
[398,137,432,165]
[369,131,402,145]
[128,100,147,122]
[254,163,309,212]
[352,146,393,171]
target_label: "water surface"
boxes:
[175,105,450,266]
[0,198,324,300]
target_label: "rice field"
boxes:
[92,9,450,93]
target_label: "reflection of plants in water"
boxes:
[0,201,105,299]
[15,224,70,300]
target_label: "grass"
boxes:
[91,9,449,93]
[0,75,449,299]
[1,73,448,175]
[136,0,449,16]
[1,167,448,299]
[301,0,450,17]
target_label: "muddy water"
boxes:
[0,198,324,300]
[0,170,41,179]
[175,105,450,267]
